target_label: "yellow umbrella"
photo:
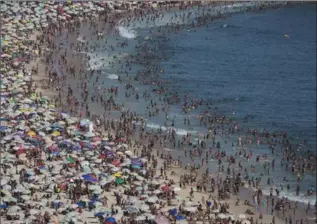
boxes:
[114,172,122,177]
[27,131,36,137]
[30,93,37,100]
[52,131,60,137]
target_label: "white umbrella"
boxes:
[211,209,220,213]
[7,205,21,213]
[88,185,101,191]
[29,209,40,215]
[21,195,31,201]
[183,207,197,212]
[238,214,247,220]
[0,178,9,186]
[136,176,144,181]
[125,150,133,156]
[153,189,162,194]
[173,187,181,192]
[217,213,232,219]
[139,204,150,211]
[146,196,158,203]
[93,189,103,195]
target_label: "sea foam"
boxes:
[117,26,137,39]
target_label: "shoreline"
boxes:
[37,0,315,214]
[1,1,315,224]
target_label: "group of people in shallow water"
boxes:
[29,1,316,224]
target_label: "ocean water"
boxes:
[64,3,316,204]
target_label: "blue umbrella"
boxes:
[105,217,116,223]
[82,174,98,183]
[80,119,91,127]
[51,122,64,127]
[131,164,141,169]
[0,126,8,131]
[131,161,142,166]
[176,215,185,220]
[169,208,177,216]
[131,158,143,165]
[76,201,86,208]
[95,212,105,217]
[0,203,8,209]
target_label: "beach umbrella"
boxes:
[95,212,106,217]
[153,189,162,195]
[155,215,170,224]
[146,196,158,203]
[238,214,247,220]
[85,132,95,138]
[206,201,212,208]
[183,207,197,212]
[161,185,172,192]
[105,217,116,223]
[66,157,75,164]
[80,119,91,127]
[169,208,177,216]
[2,196,17,203]
[139,204,150,211]
[93,189,103,195]
[124,206,139,214]
[125,150,133,156]
[242,220,251,224]
[217,213,231,219]
[7,205,21,213]
[176,215,185,221]
[115,177,125,185]
[132,164,141,169]
[211,208,220,213]
[0,203,8,209]
[82,174,98,183]
[173,187,181,192]
[133,181,143,186]
[136,175,144,181]
[88,185,101,191]
[21,195,31,200]
[27,130,36,137]
[113,172,122,177]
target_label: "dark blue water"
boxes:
[78,2,316,203]
[158,3,316,147]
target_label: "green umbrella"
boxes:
[66,157,75,164]
[41,97,48,103]
[71,130,82,136]
[115,178,125,185]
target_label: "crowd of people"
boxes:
[0,1,315,224]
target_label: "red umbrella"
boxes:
[161,185,172,192]
[92,136,102,142]
[111,160,120,166]
[16,148,25,156]
[99,154,105,159]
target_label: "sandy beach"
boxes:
[0,1,316,224]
